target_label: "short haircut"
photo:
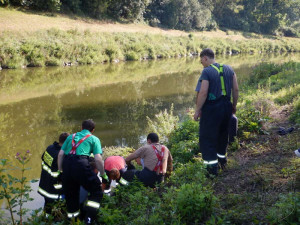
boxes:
[108,168,120,180]
[82,119,95,132]
[147,133,159,143]
[200,48,215,59]
[59,132,70,144]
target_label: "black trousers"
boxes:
[135,167,164,188]
[200,97,232,165]
[62,155,102,221]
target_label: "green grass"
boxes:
[1,8,300,69]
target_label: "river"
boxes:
[1,52,300,216]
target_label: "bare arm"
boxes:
[193,80,209,120]
[94,154,105,176]
[125,152,138,165]
[232,73,239,114]
[57,150,65,172]
[162,150,169,175]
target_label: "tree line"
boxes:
[1,0,300,36]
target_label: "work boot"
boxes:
[206,164,218,177]
[218,157,227,171]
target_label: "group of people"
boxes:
[38,120,172,224]
[38,48,240,224]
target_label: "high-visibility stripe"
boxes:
[217,154,226,158]
[67,211,80,218]
[38,187,61,199]
[41,161,60,178]
[104,188,111,194]
[54,184,62,189]
[86,200,100,209]
[119,177,129,186]
[210,64,227,96]
[203,160,218,165]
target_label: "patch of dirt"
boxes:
[214,107,299,224]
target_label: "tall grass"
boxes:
[1,29,300,69]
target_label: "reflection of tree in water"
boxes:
[0,96,66,178]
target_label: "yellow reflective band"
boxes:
[86,201,100,209]
[67,211,80,218]
[43,151,53,167]
[210,63,227,96]
[217,154,226,158]
[38,187,61,199]
[203,160,218,165]
[42,161,60,178]
[119,177,129,185]
[54,184,62,189]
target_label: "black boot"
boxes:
[206,163,218,177]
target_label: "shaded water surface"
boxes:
[1,53,300,213]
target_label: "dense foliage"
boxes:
[1,0,299,35]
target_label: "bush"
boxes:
[267,193,300,224]
[168,118,198,164]
[176,183,216,223]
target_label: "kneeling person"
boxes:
[125,133,172,188]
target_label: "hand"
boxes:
[193,110,201,121]
[57,171,62,183]
[101,173,109,184]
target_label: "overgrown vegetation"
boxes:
[1,62,299,224]
[1,28,300,69]
[1,0,299,36]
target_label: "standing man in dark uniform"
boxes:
[194,48,239,176]
[38,132,69,217]
[57,119,108,224]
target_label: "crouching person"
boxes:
[38,132,69,217]
[57,120,108,224]
[125,133,173,188]
[104,156,130,188]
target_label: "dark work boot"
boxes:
[206,164,218,177]
[218,157,227,171]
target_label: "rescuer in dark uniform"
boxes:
[38,132,69,217]
[57,119,108,224]
[194,48,239,176]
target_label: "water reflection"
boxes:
[0,53,300,214]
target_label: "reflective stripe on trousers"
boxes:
[217,154,226,158]
[86,200,100,209]
[203,160,218,165]
[67,210,80,218]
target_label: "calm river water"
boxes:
[1,52,300,214]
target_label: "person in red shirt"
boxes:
[104,156,129,186]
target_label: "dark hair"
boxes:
[200,48,215,59]
[59,132,70,144]
[82,119,95,132]
[147,133,159,143]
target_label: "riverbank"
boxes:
[1,8,300,69]
[1,61,299,224]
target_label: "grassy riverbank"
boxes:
[1,61,299,224]
[1,8,300,69]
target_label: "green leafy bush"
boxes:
[168,118,199,164]
[267,193,300,224]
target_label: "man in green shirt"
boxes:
[57,119,108,224]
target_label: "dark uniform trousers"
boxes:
[200,96,232,175]
[62,155,103,221]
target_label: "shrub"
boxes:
[175,183,216,223]
[267,193,300,224]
